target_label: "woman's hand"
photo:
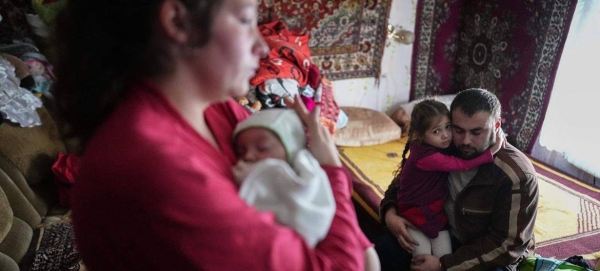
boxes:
[384,208,419,252]
[287,95,341,167]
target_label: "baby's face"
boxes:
[235,127,287,163]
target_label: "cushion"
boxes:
[0,187,11,243]
[0,106,66,185]
[334,107,402,147]
[390,94,457,136]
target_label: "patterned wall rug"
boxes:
[410,0,577,152]
[258,0,392,80]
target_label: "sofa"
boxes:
[0,103,77,270]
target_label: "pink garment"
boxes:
[51,152,81,207]
[71,80,370,271]
[307,64,321,89]
[301,95,316,111]
[396,143,494,238]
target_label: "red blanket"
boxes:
[250,21,312,87]
[52,152,81,207]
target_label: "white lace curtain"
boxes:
[539,0,600,177]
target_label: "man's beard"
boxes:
[455,132,495,159]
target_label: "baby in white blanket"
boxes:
[232,108,334,248]
[232,108,380,271]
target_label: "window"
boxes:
[538,0,600,178]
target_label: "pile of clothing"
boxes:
[238,21,347,132]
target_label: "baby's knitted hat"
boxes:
[233,109,306,164]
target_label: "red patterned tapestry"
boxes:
[258,0,392,80]
[410,0,577,152]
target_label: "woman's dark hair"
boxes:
[392,99,450,179]
[53,0,224,148]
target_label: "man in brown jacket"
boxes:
[376,88,538,271]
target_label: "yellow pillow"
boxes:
[334,107,402,147]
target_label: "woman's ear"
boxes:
[159,0,190,43]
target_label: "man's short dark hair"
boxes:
[450,88,501,120]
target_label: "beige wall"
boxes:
[332,0,416,114]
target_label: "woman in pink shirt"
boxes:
[53,0,372,270]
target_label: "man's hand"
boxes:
[411,255,442,271]
[384,208,419,252]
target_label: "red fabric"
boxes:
[416,150,493,171]
[256,0,391,80]
[319,78,341,128]
[396,143,493,238]
[250,21,312,87]
[71,80,370,271]
[398,199,446,238]
[300,95,316,112]
[51,152,81,207]
[307,64,321,89]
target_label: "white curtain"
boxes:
[539,0,600,177]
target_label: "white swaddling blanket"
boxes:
[233,149,335,248]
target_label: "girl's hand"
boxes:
[287,95,341,167]
[489,128,506,155]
